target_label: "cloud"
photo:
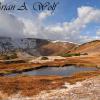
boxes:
[0,12,25,37]
[96,29,100,36]
[19,6,100,43]
[38,11,52,21]
[37,6,100,43]
[0,10,51,38]
[78,6,100,22]
[0,6,100,43]
[21,11,52,38]
[0,0,4,2]
[21,18,39,37]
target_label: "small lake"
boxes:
[8,66,98,76]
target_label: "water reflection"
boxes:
[9,66,97,76]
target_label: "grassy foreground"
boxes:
[0,55,100,75]
[0,70,99,97]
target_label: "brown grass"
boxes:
[61,70,100,84]
[0,55,100,75]
[0,70,99,96]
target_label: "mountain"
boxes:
[0,37,77,57]
[37,41,77,56]
[71,40,100,55]
[0,37,51,57]
[0,37,100,58]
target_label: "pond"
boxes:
[8,66,98,76]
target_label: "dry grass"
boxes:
[0,55,100,75]
[0,71,99,96]
[0,62,42,75]
[0,75,63,96]
[61,70,100,84]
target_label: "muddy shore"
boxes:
[0,70,99,97]
[0,56,100,98]
[0,56,100,75]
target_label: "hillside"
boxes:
[0,37,77,57]
[71,40,100,55]
[37,41,77,56]
[0,37,100,57]
[33,75,100,100]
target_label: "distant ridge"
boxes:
[0,37,77,56]
[0,36,99,56]
[71,40,100,54]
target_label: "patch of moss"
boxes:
[3,53,17,60]
[0,70,12,75]
[61,53,81,57]
[41,56,49,60]
[61,52,88,57]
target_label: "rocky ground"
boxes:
[0,55,99,100]
[33,76,100,100]
[0,55,100,76]
[1,75,99,100]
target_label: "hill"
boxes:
[0,37,77,57]
[37,41,77,56]
[72,40,100,55]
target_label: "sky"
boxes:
[0,0,100,43]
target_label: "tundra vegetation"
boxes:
[3,53,17,60]
[61,53,88,57]
[41,56,49,60]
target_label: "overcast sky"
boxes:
[0,0,100,43]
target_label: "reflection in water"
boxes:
[9,66,97,76]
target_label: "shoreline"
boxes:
[0,56,100,75]
[0,70,99,97]
[0,55,100,98]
